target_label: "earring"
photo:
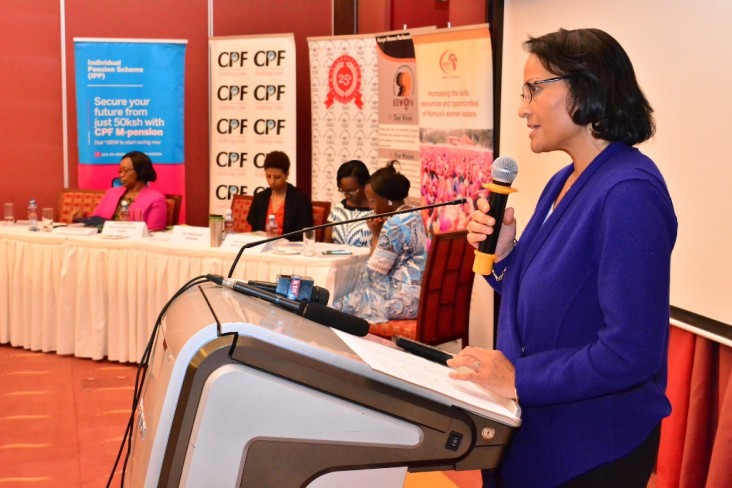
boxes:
[388,200,393,206]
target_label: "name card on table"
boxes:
[169,225,210,247]
[221,233,268,253]
[101,221,149,239]
[52,226,99,236]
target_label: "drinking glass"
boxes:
[42,207,54,231]
[4,202,14,225]
[302,229,316,257]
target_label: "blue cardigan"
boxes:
[488,143,677,487]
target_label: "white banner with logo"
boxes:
[209,35,297,216]
[412,24,493,234]
[308,35,379,204]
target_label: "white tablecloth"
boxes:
[0,225,368,362]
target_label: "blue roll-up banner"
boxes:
[74,39,186,166]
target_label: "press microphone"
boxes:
[473,156,519,275]
[227,197,467,278]
[247,275,330,305]
[207,274,369,336]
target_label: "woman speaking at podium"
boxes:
[448,29,677,487]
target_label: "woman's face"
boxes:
[265,168,288,193]
[118,157,139,189]
[364,184,391,214]
[518,54,586,155]
[337,176,364,205]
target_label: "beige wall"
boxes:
[501,0,732,327]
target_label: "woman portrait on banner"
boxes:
[87,150,167,231]
[324,159,373,247]
[447,28,677,487]
[333,160,427,323]
[246,150,313,241]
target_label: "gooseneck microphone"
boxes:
[473,157,519,275]
[227,198,467,278]
[207,274,370,336]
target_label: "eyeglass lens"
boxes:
[520,76,568,103]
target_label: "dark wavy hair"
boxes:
[337,160,370,187]
[263,151,290,173]
[368,160,410,201]
[123,151,157,183]
[524,28,654,145]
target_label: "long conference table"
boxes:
[0,224,369,363]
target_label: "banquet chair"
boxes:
[311,200,331,241]
[164,194,182,226]
[57,189,105,224]
[231,194,253,233]
[368,230,473,347]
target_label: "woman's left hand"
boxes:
[447,346,517,400]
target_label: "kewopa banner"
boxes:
[412,25,493,234]
[376,29,428,204]
[209,35,297,216]
[74,39,187,218]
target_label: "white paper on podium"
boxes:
[334,330,519,420]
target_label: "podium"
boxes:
[125,283,520,487]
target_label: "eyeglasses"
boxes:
[338,188,359,197]
[118,167,135,175]
[520,76,570,103]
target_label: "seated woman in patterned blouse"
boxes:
[333,160,427,323]
[324,159,373,247]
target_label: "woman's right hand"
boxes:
[366,215,387,235]
[466,197,517,262]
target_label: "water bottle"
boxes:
[265,214,278,237]
[119,200,130,222]
[223,209,235,238]
[27,199,39,231]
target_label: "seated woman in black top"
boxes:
[246,151,313,241]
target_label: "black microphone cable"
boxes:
[106,274,213,488]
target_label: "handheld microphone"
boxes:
[227,198,467,278]
[473,157,519,275]
[207,274,369,336]
[247,276,330,305]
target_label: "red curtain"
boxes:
[656,326,732,487]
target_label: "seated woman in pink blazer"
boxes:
[92,151,168,231]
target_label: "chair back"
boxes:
[57,189,105,224]
[368,230,473,347]
[415,230,473,346]
[231,194,253,233]
[311,200,331,241]
[164,194,182,227]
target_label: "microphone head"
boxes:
[491,156,519,184]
